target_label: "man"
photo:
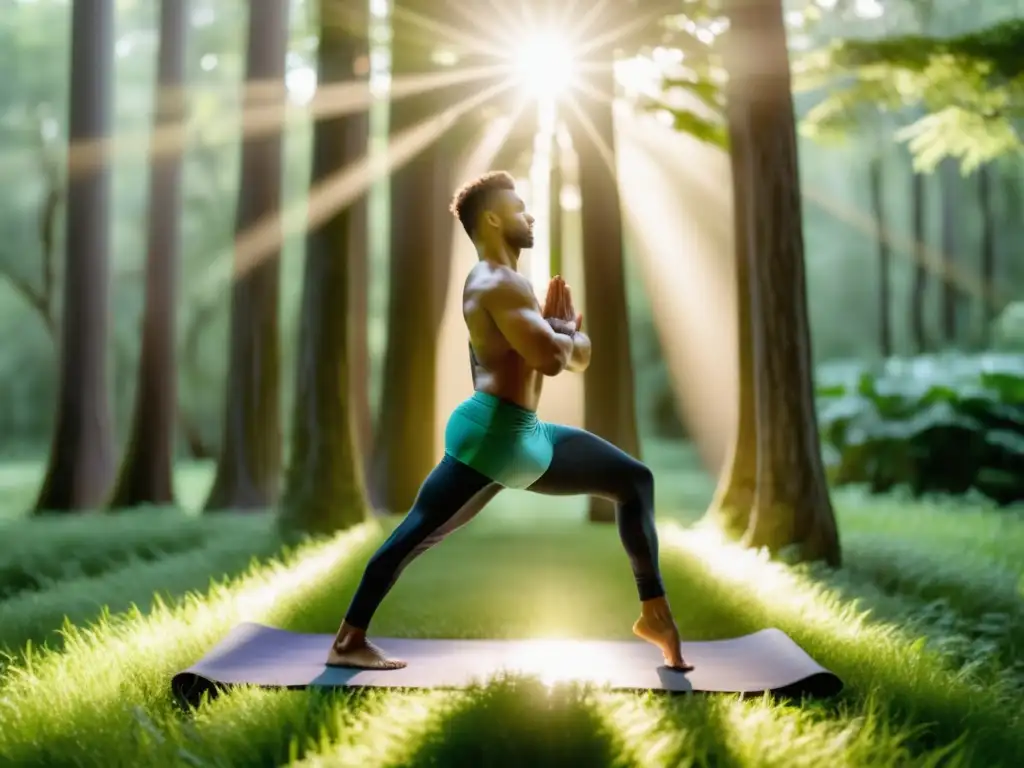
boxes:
[327,170,692,672]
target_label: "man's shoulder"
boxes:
[466,264,530,307]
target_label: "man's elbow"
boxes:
[534,337,571,376]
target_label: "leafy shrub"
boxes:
[992,302,1024,352]
[816,353,1024,505]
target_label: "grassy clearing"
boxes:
[0,490,1021,767]
[0,510,268,600]
[0,515,280,659]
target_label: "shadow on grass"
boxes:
[381,676,744,768]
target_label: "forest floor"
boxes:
[0,444,1022,767]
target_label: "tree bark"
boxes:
[727,0,841,565]
[568,54,642,524]
[367,25,454,514]
[910,169,928,353]
[704,24,758,538]
[279,2,370,536]
[549,123,564,279]
[202,0,289,512]
[346,84,373,473]
[977,164,995,343]
[868,154,892,358]
[108,0,188,509]
[34,0,116,513]
[939,157,959,345]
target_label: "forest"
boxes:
[0,0,1022,766]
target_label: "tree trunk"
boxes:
[727,0,840,566]
[868,154,892,358]
[549,123,564,279]
[108,0,188,510]
[569,54,642,524]
[279,3,370,536]
[367,26,456,514]
[347,85,373,473]
[910,169,928,353]
[939,157,959,345]
[704,25,758,538]
[977,164,995,343]
[202,0,289,512]
[34,0,116,513]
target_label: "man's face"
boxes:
[494,189,534,249]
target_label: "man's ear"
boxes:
[483,211,501,229]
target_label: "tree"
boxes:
[108,0,189,509]
[800,19,1024,172]
[34,0,116,513]
[367,1,482,513]
[641,0,841,562]
[203,0,290,512]
[279,0,371,536]
[722,0,841,564]
[568,52,643,523]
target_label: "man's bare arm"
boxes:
[481,279,574,376]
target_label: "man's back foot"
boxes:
[633,613,694,672]
[326,638,407,670]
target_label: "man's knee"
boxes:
[631,462,655,498]
[611,459,653,505]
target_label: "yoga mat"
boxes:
[172,622,842,707]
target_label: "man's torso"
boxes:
[461,261,545,412]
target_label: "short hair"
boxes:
[449,170,516,237]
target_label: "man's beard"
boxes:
[505,228,534,250]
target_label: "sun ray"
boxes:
[573,9,670,61]
[562,0,613,47]
[4,64,507,182]
[391,5,509,61]
[561,93,617,178]
[195,77,517,296]
[444,2,524,54]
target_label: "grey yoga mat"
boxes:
[172,622,843,707]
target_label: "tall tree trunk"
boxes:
[109,0,188,509]
[910,169,928,353]
[939,158,959,345]
[203,0,289,512]
[34,0,116,513]
[279,2,369,536]
[367,22,457,513]
[728,0,840,565]
[569,52,642,524]
[704,20,758,538]
[868,154,892,357]
[549,118,564,279]
[347,82,373,473]
[978,164,995,343]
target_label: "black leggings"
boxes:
[343,425,665,630]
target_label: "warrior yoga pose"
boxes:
[327,170,692,672]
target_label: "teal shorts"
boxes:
[443,392,555,489]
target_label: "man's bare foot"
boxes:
[326,624,406,670]
[633,597,694,672]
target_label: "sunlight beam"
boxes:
[196,78,517,296]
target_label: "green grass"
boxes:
[1,449,1022,766]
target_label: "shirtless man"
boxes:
[326,170,692,672]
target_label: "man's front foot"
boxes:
[326,624,407,670]
[633,597,694,672]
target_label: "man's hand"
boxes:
[543,275,583,336]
